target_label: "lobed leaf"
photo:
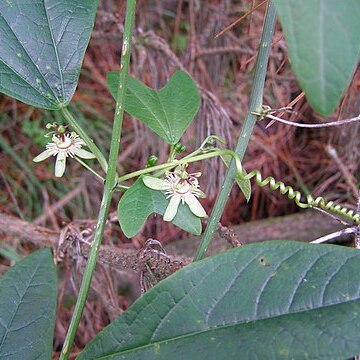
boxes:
[118,176,202,238]
[107,70,201,144]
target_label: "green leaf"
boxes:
[274,0,360,115]
[118,176,202,238]
[220,154,251,201]
[0,249,57,359]
[0,0,98,109]
[79,241,360,359]
[107,71,201,144]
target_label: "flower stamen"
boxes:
[143,165,207,221]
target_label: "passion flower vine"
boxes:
[33,129,95,177]
[143,165,207,221]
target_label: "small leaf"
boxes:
[274,0,360,115]
[0,249,57,359]
[0,0,99,109]
[221,154,251,201]
[79,241,360,359]
[107,71,201,144]
[118,176,201,238]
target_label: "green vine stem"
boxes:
[194,0,277,261]
[117,148,242,184]
[61,106,108,173]
[60,1,136,358]
[114,136,359,224]
[245,170,360,224]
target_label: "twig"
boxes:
[312,206,350,227]
[325,145,358,199]
[265,113,360,128]
[33,181,84,225]
[188,0,197,74]
[196,46,255,57]
[215,0,268,38]
[216,223,242,247]
[0,170,24,220]
[266,91,305,127]
[310,227,356,244]
[41,188,60,230]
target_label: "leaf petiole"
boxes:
[61,107,108,173]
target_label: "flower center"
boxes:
[56,136,73,150]
[174,179,192,195]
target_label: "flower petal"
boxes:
[185,194,207,218]
[74,148,96,159]
[33,149,53,162]
[55,152,66,177]
[164,196,181,222]
[143,176,169,190]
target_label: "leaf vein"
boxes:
[0,11,59,102]
[43,0,65,100]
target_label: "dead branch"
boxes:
[0,213,191,273]
[0,210,348,271]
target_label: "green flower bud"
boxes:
[57,125,67,134]
[174,143,186,153]
[146,155,158,167]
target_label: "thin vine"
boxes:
[245,170,360,224]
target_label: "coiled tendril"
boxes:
[244,170,360,225]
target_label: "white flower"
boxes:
[143,165,207,222]
[33,132,95,177]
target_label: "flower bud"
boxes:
[174,143,186,153]
[146,155,158,167]
[57,125,67,134]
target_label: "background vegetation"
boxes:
[0,1,359,357]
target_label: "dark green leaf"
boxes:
[118,176,202,238]
[79,241,360,359]
[0,248,57,359]
[0,0,98,109]
[274,0,360,115]
[107,71,201,144]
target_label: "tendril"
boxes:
[244,170,360,224]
